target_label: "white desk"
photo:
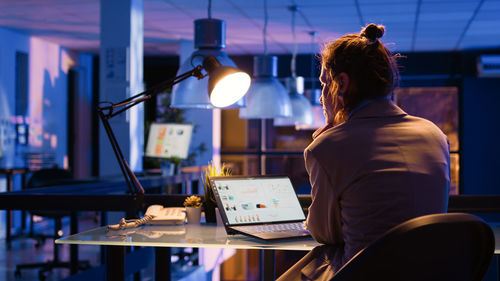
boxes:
[56,223,320,281]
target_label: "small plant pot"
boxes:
[185,207,202,224]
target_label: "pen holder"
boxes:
[185,207,202,224]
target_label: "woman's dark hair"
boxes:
[321,23,400,121]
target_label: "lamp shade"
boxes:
[203,56,251,108]
[171,19,246,109]
[239,55,292,119]
[274,76,315,126]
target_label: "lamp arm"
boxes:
[97,65,204,199]
[98,110,141,195]
[99,66,204,119]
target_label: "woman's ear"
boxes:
[338,72,350,96]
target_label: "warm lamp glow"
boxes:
[203,56,251,108]
[210,72,251,107]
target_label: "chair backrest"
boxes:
[330,213,494,281]
[27,168,73,189]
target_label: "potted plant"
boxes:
[202,162,231,223]
[183,195,202,224]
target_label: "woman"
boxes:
[277,23,450,281]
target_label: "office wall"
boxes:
[0,27,29,168]
[68,53,95,179]
[0,28,74,171]
[462,77,500,195]
[0,27,72,170]
[0,27,73,238]
[462,76,500,281]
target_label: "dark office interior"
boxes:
[0,0,500,280]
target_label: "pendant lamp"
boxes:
[239,55,292,119]
[274,5,314,127]
[239,0,292,119]
[171,18,245,108]
[295,88,326,130]
[274,76,314,126]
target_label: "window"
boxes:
[395,87,460,194]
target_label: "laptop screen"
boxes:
[210,176,306,225]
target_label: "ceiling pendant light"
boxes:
[307,31,321,107]
[296,30,326,130]
[274,76,314,126]
[273,5,314,127]
[239,0,292,119]
[239,56,292,118]
[171,1,245,108]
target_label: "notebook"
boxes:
[209,175,311,240]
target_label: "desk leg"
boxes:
[260,249,275,281]
[21,173,26,230]
[5,173,12,247]
[107,246,125,281]
[70,212,78,274]
[155,247,171,281]
[101,211,108,265]
[129,247,141,281]
[497,254,499,281]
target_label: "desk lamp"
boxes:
[172,0,245,108]
[97,56,250,206]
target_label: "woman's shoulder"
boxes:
[306,123,351,152]
[404,114,447,136]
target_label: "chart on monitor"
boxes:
[145,123,193,160]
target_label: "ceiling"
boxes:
[0,0,499,56]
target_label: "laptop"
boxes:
[209,175,311,240]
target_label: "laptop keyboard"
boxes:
[233,222,306,233]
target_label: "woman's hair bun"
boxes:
[361,23,385,41]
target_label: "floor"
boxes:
[0,212,104,281]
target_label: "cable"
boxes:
[309,31,318,89]
[208,0,212,19]
[263,0,268,55]
[107,214,155,231]
[298,9,315,31]
[289,5,298,77]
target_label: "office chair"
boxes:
[330,213,494,281]
[15,168,90,281]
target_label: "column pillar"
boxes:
[99,0,144,176]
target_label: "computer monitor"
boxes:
[145,123,193,160]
